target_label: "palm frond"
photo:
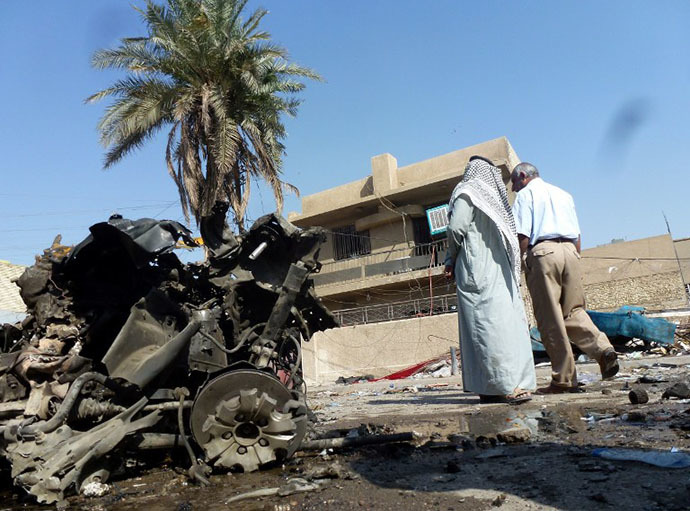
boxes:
[89,0,319,227]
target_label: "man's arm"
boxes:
[575,235,581,254]
[444,196,473,280]
[518,234,529,257]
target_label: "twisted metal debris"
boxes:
[0,202,336,504]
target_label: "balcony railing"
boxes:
[313,238,449,288]
[332,293,458,326]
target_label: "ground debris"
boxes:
[225,477,327,504]
[496,427,531,444]
[662,382,690,400]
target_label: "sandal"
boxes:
[504,388,532,405]
[479,389,532,405]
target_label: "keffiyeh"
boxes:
[448,158,521,283]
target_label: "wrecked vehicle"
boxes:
[0,203,336,504]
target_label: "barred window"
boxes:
[332,225,371,260]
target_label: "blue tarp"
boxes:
[588,306,676,345]
[530,306,677,352]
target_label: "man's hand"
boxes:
[444,264,454,280]
[518,234,530,257]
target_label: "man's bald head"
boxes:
[510,162,539,192]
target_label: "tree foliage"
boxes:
[87,0,320,227]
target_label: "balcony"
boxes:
[332,293,458,326]
[312,238,449,288]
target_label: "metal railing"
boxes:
[313,238,449,288]
[332,293,458,327]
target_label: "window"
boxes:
[413,216,432,244]
[332,225,371,260]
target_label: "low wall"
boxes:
[302,313,458,386]
[584,270,687,311]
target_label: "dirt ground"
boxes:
[2,354,690,511]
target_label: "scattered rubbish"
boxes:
[304,461,355,480]
[592,447,690,468]
[81,482,111,498]
[662,382,690,400]
[335,375,374,385]
[431,365,452,378]
[496,427,531,444]
[225,477,326,504]
[583,413,617,423]
[629,388,649,404]
[638,374,668,384]
[425,383,451,389]
[577,373,600,384]
[577,354,593,363]
[622,411,647,422]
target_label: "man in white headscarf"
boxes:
[444,156,536,404]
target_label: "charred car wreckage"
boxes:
[0,203,336,504]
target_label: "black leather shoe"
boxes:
[599,349,619,380]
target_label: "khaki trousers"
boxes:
[526,240,613,388]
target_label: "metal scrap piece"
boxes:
[7,397,160,504]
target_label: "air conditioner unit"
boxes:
[426,205,449,235]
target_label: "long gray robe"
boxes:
[445,195,536,395]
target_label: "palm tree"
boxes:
[87,0,320,228]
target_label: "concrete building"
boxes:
[288,136,520,315]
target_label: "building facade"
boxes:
[288,136,521,315]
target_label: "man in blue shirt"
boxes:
[511,162,618,393]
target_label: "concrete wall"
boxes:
[584,271,687,311]
[674,238,690,286]
[302,312,458,386]
[580,234,678,285]
[579,234,688,310]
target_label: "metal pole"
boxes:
[450,346,458,375]
[663,212,690,305]
[299,431,419,451]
